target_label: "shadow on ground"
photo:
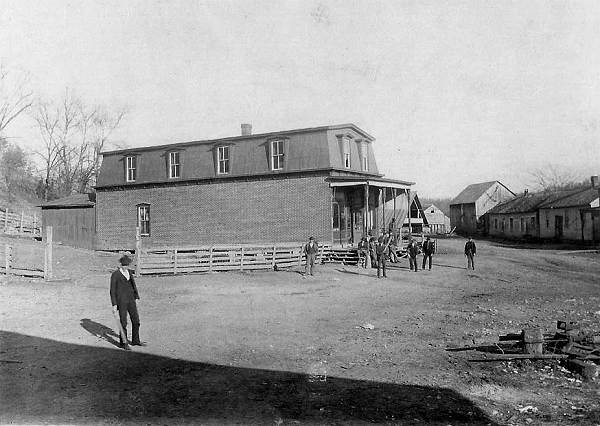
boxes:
[0,329,496,425]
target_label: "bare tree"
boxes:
[529,164,586,192]
[32,89,126,199]
[0,63,33,138]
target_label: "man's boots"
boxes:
[131,324,142,346]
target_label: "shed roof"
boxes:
[40,193,96,208]
[450,181,513,205]
[538,187,599,209]
[488,193,551,214]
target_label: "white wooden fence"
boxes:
[0,207,41,238]
[0,226,54,279]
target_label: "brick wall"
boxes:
[96,174,332,250]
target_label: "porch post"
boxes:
[382,187,386,233]
[364,183,369,236]
[407,188,412,234]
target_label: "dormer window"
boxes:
[125,156,137,182]
[217,146,230,174]
[343,138,351,168]
[169,152,180,178]
[271,140,284,171]
[360,142,368,171]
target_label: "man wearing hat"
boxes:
[303,236,319,276]
[110,254,142,349]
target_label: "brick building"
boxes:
[95,124,414,250]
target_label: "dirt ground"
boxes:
[1,235,599,425]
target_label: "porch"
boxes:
[328,176,413,246]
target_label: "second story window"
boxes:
[169,152,180,178]
[361,144,368,171]
[126,156,137,182]
[271,140,284,170]
[218,146,230,174]
[343,138,351,168]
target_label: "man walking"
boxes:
[422,236,435,270]
[303,236,319,276]
[465,237,477,270]
[110,254,142,349]
[407,238,419,272]
[376,238,388,278]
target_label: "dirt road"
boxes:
[1,236,599,425]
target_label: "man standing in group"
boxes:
[375,238,388,278]
[407,238,419,272]
[422,236,435,270]
[303,236,319,276]
[465,237,477,270]
[110,254,142,349]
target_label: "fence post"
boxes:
[240,246,244,271]
[135,227,142,276]
[19,211,24,235]
[208,246,213,272]
[5,244,12,275]
[44,226,53,281]
[33,213,37,236]
[272,244,276,269]
[298,245,303,267]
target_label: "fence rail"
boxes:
[0,208,41,238]
[137,242,361,275]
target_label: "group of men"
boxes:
[110,235,478,350]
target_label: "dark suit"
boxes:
[375,242,387,278]
[422,239,434,270]
[464,240,476,270]
[110,268,140,344]
[303,241,319,275]
[408,241,419,272]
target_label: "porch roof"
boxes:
[326,176,414,190]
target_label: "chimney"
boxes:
[591,175,599,188]
[241,123,252,136]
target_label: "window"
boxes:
[137,204,150,236]
[169,152,180,178]
[360,142,368,171]
[531,217,535,230]
[271,140,284,170]
[494,218,498,230]
[509,218,514,230]
[431,209,435,214]
[546,219,550,228]
[343,138,351,168]
[217,146,230,174]
[126,156,136,182]
[520,217,525,232]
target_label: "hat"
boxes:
[119,254,132,266]
[309,236,315,240]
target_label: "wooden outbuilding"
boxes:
[449,181,515,236]
[40,193,96,249]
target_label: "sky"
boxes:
[1,0,599,198]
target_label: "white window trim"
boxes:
[169,152,180,178]
[271,140,284,171]
[343,138,351,169]
[137,204,150,236]
[126,156,136,182]
[217,146,230,175]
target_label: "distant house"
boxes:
[424,204,450,234]
[375,191,428,235]
[449,181,515,236]
[40,193,96,249]
[487,191,550,239]
[95,124,414,250]
[487,177,600,243]
[537,185,599,242]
